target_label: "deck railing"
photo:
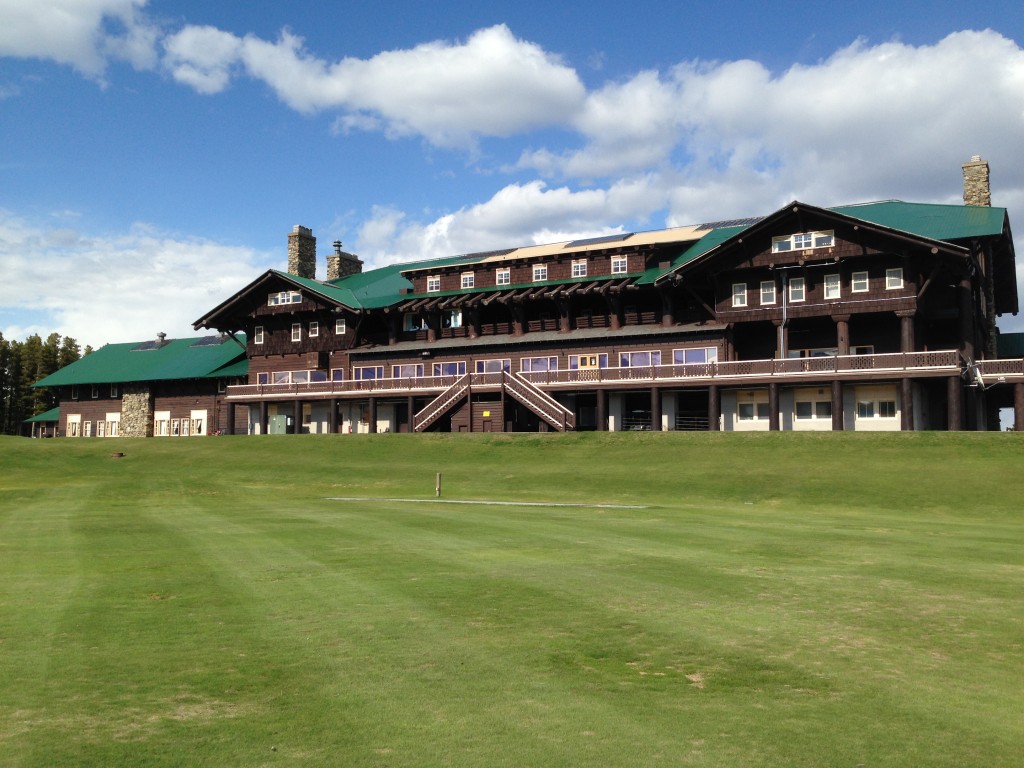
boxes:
[226,350,968,400]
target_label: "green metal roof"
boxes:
[830,201,1007,241]
[24,407,60,423]
[636,225,748,285]
[997,332,1024,358]
[33,334,247,388]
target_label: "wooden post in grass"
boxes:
[435,472,441,497]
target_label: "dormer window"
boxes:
[268,290,302,306]
[496,268,510,285]
[461,272,475,289]
[572,259,587,278]
[426,275,441,292]
[772,231,834,253]
[254,325,264,344]
[611,256,628,274]
[533,264,548,282]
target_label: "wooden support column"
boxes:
[1015,382,1024,432]
[426,312,438,343]
[650,387,661,431]
[388,314,400,345]
[226,402,235,436]
[947,375,962,431]
[557,299,571,333]
[834,314,851,356]
[259,401,268,436]
[958,273,975,362]
[659,287,674,327]
[596,389,608,431]
[768,383,780,431]
[900,378,914,431]
[708,385,720,431]
[407,396,415,433]
[773,319,788,359]
[367,397,378,433]
[607,295,622,330]
[897,311,916,353]
[511,304,525,336]
[329,398,339,434]
[293,400,302,434]
[831,380,844,431]
[467,309,480,339]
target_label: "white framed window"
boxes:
[110,384,119,398]
[291,323,302,342]
[83,420,92,437]
[353,366,384,380]
[796,400,833,420]
[521,356,558,372]
[254,325,264,344]
[217,379,227,394]
[461,272,475,289]
[393,364,424,378]
[308,321,319,337]
[291,370,309,384]
[106,414,119,437]
[331,369,345,382]
[426,275,441,292]
[257,372,269,385]
[738,402,771,421]
[572,259,588,278]
[851,271,869,293]
[672,347,718,365]
[96,420,105,437]
[760,280,776,305]
[568,353,608,369]
[443,310,463,329]
[824,273,841,299]
[268,290,301,306]
[67,415,81,437]
[71,384,79,400]
[789,277,805,302]
[732,283,747,307]
[475,358,511,373]
[611,256,628,274]
[432,361,467,376]
[619,350,661,367]
[532,264,548,282]
[886,268,904,290]
[335,318,346,335]
[772,231,834,253]
[857,400,875,418]
[496,268,511,286]
[91,385,99,399]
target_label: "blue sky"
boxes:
[2,0,1023,347]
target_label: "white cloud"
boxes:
[0,0,158,76]
[0,210,271,348]
[164,24,586,148]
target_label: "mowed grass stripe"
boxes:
[1,433,1022,767]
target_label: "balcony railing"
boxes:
[226,350,969,400]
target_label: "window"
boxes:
[772,230,834,253]
[353,366,384,380]
[254,325,264,344]
[291,370,309,384]
[572,259,588,278]
[443,310,463,329]
[257,372,269,385]
[886,268,904,290]
[879,400,897,418]
[404,314,427,332]
[331,369,345,382]
[268,290,301,306]
[71,385,79,400]
[273,371,291,384]
[857,401,875,418]
[291,323,302,342]
[619,350,661,367]
[760,280,776,305]
[852,271,869,293]
[824,273,841,299]
[532,264,548,282]
[476,358,511,373]
[789,277,805,302]
[521,356,558,372]
[91,385,99,399]
[67,416,81,437]
[496,268,510,285]
[568,353,608,369]
[393,364,424,378]
[795,400,832,420]
[461,272,475,289]
[308,321,319,337]
[611,256,628,274]
[426,275,440,292]
[96,420,105,437]
[433,361,467,377]
[732,283,747,307]
[672,347,718,365]
[83,421,92,437]
[310,370,328,382]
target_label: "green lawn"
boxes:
[1,433,1021,767]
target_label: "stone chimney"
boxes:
[326,240,364,281]
[287,225,317,279]
[962,155,991,207]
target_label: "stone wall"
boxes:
[326,241,363,280]
[962,156,991,207]
[120,385,153,437]
[287,225,317,279]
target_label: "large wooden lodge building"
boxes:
[37,157,1024,436]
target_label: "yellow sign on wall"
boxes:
[482,410,491,417]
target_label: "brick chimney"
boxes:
[962,155,991,207]
[326,240,364,281]
[287,225,317,279]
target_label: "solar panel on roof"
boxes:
[564,233,633,248]
[190,335,228,347]
[460,248,516,260]
[132,340,165,351]
[695,217,763,231]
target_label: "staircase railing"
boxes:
[414,374,470,432]
[502,372,575,431]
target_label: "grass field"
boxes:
[1,432,1022,767]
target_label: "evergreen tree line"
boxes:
[0,332,91,435]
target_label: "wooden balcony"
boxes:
[224,350,971,401]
